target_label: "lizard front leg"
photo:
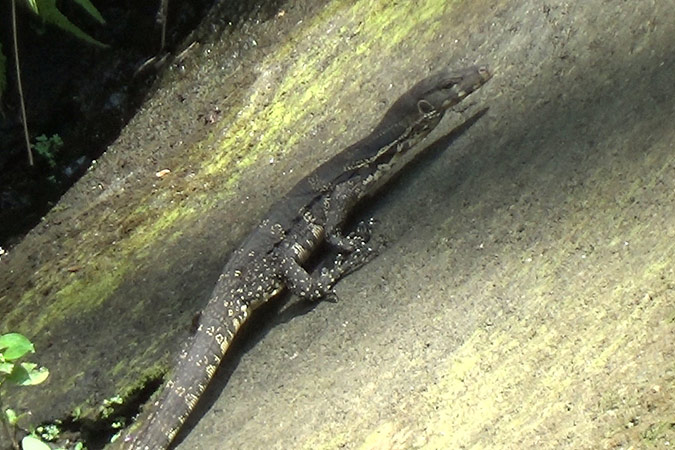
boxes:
[322,178,374,252]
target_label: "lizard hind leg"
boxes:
[279,253,340,302]
[278,233,376,304]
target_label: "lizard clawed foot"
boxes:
[333,242,376,276]
[321,290,339,303]
[351,218,375,243]
[327,218,376,253]
[303,281,340,303]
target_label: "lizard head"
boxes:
[415,65,492,115]
[334,64,492,187]
[372,65,491,135]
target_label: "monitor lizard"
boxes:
[121,64,492,449]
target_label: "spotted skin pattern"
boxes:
[122,65,491,449]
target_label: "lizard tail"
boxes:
[123,291,250,450]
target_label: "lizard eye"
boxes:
[417,99,435,115]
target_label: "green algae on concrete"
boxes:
[4,253,123,332]
[202,0,461,179]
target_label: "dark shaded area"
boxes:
[80,375,164,450]
[0,0,287,248]
[0,0,213,247]
[33,375,164,450]
[1,374,165,450]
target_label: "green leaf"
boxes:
[0,333,35,361]
[32,0,107,47]
[71,0,105,24]
[5,408,18,425]
[0,361,15,375]
[22,0,39,14]
[6,363,49,386]
[5,408,30,426]
[21,435,52,450]
[25,0,38,14]
[5,363,30,385]
[22,363,49,385]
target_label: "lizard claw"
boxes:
[322,290,339,303]
[350,218,374,243]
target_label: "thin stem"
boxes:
[11,0,33,166]
[160,0,168,52]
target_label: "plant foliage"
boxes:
[32,134,64,168]
[0,332,49,389]
[0,0,106,106]
[0,333,53,449]
[23,0,106,47]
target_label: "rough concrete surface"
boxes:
[0,0,672,449]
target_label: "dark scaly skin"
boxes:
[122,65,491,449]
